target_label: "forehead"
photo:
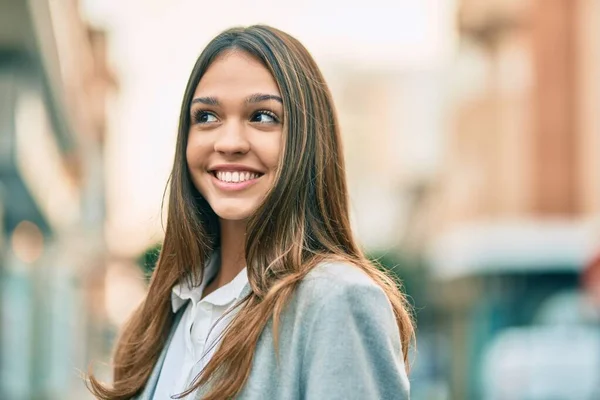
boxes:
[193,50,280,97]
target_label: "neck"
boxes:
[214,219,247,287]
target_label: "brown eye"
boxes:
[250,111,279,124]
[193,110,218,124]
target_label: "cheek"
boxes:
[185,144,193,169]
[261,135,283,171]
[186,135,209,169]
[185,139,210,196]
[185,135,195,167]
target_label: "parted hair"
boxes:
[88,25,414,400]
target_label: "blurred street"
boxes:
[1,0,599,399]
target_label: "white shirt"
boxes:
[153,252,249,399]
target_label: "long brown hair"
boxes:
[88,25,414,400]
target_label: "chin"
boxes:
[211,203,257,222]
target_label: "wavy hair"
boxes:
[88,25,414,400]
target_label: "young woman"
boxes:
[89,25,414,400]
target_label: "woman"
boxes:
[89,25,414,400]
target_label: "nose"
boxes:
[214,121,250,155]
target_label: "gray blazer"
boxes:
[135,262,410,400]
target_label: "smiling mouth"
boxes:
[211,170,263,183]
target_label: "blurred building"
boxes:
[320,61,453,400]
[427,0,600,398]
[440,0,600,224]
[0,0,114,398]
[324,65,447,253]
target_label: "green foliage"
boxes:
[367,250,425,304]
[137,243,162,282]
[368,251,415,282]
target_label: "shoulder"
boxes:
[300,260,384,294]
[293,261,397,332]
[289,262,409,399]
[305,260,380,287]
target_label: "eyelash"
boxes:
[192,109,214,124]
[191,109,280,124]
[252,110,280,123]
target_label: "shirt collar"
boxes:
[171,252,219,313]
[170,251,249,312]
[202,266,248,307]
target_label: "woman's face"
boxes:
[186,50,283,221]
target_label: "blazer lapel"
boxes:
[239,282,252,299]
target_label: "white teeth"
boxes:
[214,171,260,183]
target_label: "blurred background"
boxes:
[1,0,599,399]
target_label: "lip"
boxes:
[209,171,261,191]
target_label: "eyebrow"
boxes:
[246,93,283,104]
[191,93,283,106]
[191,96,219,106]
